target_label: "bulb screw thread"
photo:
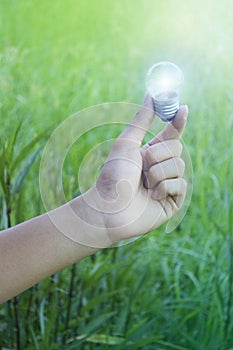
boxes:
[152,93,179,122]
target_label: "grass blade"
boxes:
[10,129,49,174]
[4,121,23,162]
[12,146,42,194]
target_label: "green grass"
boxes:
[1,0,233,349]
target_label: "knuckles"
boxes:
[146,156,185,189]
[144,140,183,167]
[176,140,183,155]
[175,157,185,176]
[179,178,187,192]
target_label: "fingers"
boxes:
[151,178,187,209]
[142,139,183,171]
[145,157,185,189]
[148,105,188,145]
[119,93,155,145]
[142,127,187,213]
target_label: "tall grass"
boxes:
[0,0,233,349]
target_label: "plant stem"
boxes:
[6,169,11,228]
[6,207,11,228]
[64,264,77,342]
[224,231,233,343]
[25,288,34,346]
[13,296,21,350]
[6,172,21,349]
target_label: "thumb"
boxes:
[119,93,155,145]
[148,105,188,145]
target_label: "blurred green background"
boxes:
[0,0,233,349]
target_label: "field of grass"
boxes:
[0,0,233,349]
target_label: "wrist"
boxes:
[68,190,112,249]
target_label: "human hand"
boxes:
[0,94,188,302]
[81,94,188,244]
[0,94,187,302]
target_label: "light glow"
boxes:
[146,61,184,121]
[159,75,173,90]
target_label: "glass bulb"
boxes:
[146,61,184,121]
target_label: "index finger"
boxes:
[119,93,155,145]
[148,105,188,145]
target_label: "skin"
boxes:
[0,95,188,304]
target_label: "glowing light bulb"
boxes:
[146,61,184,121]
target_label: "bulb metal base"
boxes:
[153,93,179,122]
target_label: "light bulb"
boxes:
[146,61,184,121]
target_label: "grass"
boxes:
[0,0,233,349]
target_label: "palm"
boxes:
[95,140,172,241]
[91,96,187,242]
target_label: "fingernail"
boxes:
[177,105,188,121]
[181,105,188,115]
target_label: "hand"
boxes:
[0,95,188,301]
[81,94,188,244]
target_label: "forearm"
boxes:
[0,102,188,303]
[0,196,102,304]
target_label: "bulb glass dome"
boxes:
[146,61,184,121]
